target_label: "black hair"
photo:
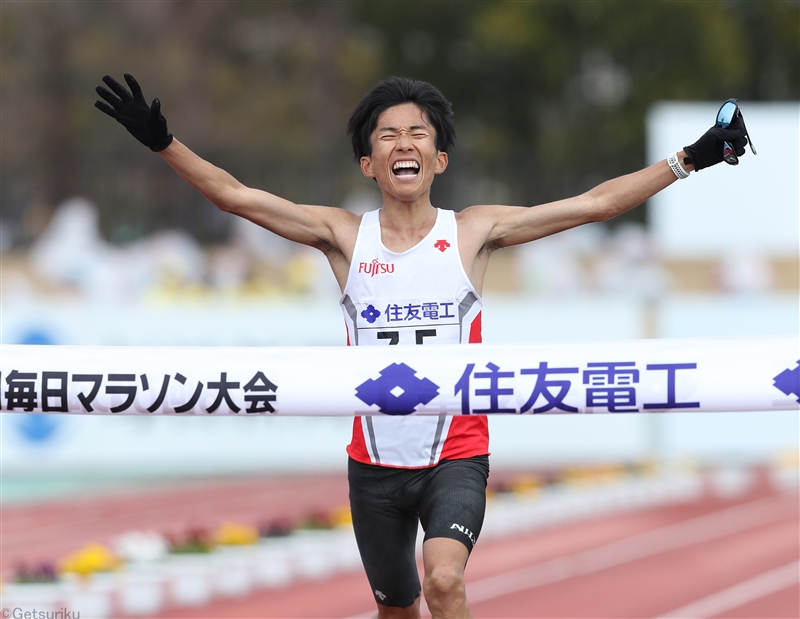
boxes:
[346,76,456,160]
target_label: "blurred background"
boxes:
[1,2,798,617]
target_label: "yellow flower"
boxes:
[511,474,543,496]
[214,522,258,546]
[330,505,353,528]
[59,543,119,577]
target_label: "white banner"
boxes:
[1,337,798,416]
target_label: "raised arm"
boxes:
[94,74,357,256]
[460,112,750,254]
[470,153,684,251]
[155,137,356,251]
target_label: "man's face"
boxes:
[360,103,448,203]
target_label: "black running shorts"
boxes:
[348,455,490,609]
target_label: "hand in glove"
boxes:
[683,111,748,171]
[95,73,173,152]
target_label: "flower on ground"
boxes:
[59,544,119,577]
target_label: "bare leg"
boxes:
[374,596,421,619]
[422,538,472,619]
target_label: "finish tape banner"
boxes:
[1,337,798,416]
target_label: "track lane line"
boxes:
[465,492,795,604]
[654,560,799,618]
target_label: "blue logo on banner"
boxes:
[773,361,800,403]
[14,329,63,443]
[355,363,439,415]
[19,330,55,345]
[15,415,61,443]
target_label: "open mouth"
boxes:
[392,160,420,177]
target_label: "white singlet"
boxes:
[340,208,489,468]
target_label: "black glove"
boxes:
[683,113,747,171]
[95,73,173,152]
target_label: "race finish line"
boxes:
[1,337,798,416]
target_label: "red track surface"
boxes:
[1,473,350,574]
[2,472,797,618]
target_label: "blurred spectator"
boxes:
[28,197,208,303]
[126,230,207,298]
[208,244,250,293]
[29,197,114,298]
[517,224,603,297]
[718,252,773,294]
[594,223,669,299]
[7,202,783,303]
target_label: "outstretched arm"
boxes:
[460,110,750,254]
[455,113,749,292]
[156,137,356,250]
[472,153,685,251]
[95,73,357,254]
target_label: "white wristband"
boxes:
[667,152,690,180]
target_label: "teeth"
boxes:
[392,161,419,170]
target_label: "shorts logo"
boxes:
[374,589,387,601]
[450,522,477,546]
[359,259,395,277]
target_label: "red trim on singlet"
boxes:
[345,322,373,462]
[437,311,489,462]
[346,313,489,467]
[468,311,482,344]
[439,415,489,460]
[348,418,371,462]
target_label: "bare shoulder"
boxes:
[455,204,525,252]
[455,204,501,233]
[456,203,521,222]
[313,202,361,227]
[311,204,361,261]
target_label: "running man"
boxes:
[95,73,748,619]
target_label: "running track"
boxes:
[154,478,798,618]
[2,470,797,618]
